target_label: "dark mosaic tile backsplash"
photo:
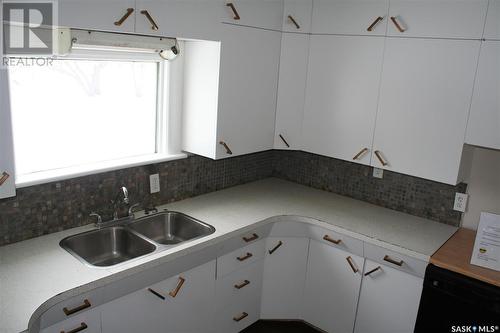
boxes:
[0,150,465,246]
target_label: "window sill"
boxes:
[15,153,188,188]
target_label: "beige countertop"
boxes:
[0,178,458,333]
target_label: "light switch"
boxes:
[373,168,384,179]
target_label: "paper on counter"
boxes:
[471,212,500,272]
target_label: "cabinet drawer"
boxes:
[221,0,284,31]
[41,307,101,333]
[217,238,265,277]
[216,259,263,311]
[309,225,364,257]
[216,292,260,333]
[40,289,103,329]
[364,242,427,278]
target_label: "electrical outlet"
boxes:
[373,168,384,179]
[150,174,160,194]
[453,193,468,212]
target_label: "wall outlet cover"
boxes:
[150,174,160,194]
[453,192,468,212]
[373,168,384,179]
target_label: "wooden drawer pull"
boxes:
[288,15,300,29]
[140,10,159,31]
[268,241,283,255]
[390,16,405,33]
[148,288,165,300]
[61,322,87,333]
[234,279,250,290]
[374,150,388,166]
[233,312,248,322]
[346,256,359,273]
[353,148,369,160]
[114,8,134,26]
[169,277,186,298]
[323,235,342,245]
[219,141,233,155]
[383,255,404,267]
[63,299,91,316]
[242,233,259,243]
[367,16,384,31]
[226,2,241,20]
[237,252,253,262]
[0,171,10,186]
[364,266,381,276]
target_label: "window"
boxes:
[8,48,183,186]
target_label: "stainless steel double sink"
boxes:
[60,212,215,268]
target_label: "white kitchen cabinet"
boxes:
[282,0,313,33]
[58,0,136,32]
[135,0,221,40]
[372,38,480,184]
[387,0,488,39]
[274,33,309,150]
[302,35,385,165]
[0,70,15,199]
[466,41,500,150]
[101,260,216,333]
[41,308,101,333]
[302,239,365,333]
[221,0,284,31]
[260,237,310,319]
[311,0,389,36]
[354,259,423,333]
[484,0,500,40]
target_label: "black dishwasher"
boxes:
[415,264,500,333]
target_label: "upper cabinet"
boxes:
[372,38,480,184]
[466,41,500,150]
[386,0,488,39]
[282,0,313,33]
[484,0,500,40]
[0,70,16,200]
[221,0,284,31]
[311,0,389,36]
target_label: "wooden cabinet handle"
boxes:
[288,15,300,29]
[346,256,359,273]
[140,10,159,31]
[0,171,10,186]
[268,241,283,255]
[374,150,388,166]
[234,279,250,289]
[242,233,259,242]
[237,252,253,261]
[390,16,405,33]
[148,288,165,300]
[169,276,186,297]
[61,322,87,333]
[233,312,248,322]
[279,134,290,148]
[63,299,91,316]
[219,141,233,155]
[364,266,381,276]
[323,234,342,245]
[114,8,134,26]
[383,255,404,266]
[353,148,369,160]
[367,16,384,31]
[226,2,241,20]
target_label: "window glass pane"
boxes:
[8,59,159,176]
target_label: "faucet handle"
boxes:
[89,213,102,226]
[145,206,158,215]
[128,203,141,217]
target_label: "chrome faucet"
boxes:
[112,186,130,219]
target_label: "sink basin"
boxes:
[60,226,156,267]
[129,211,216,245]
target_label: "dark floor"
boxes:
[241,320,322,333]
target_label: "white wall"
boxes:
[461,146,500,230]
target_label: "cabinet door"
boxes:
[216,25,281,158]
[135,0,221,40]
[354,259,423,333]
[221,0,284,31]
[260,237,310,319]
[302,35,385,165]
[274,33,309,150]
[41,308,101,333]
[387,0,488,39]
[282,0,313,33]
[0,70,15,199]
[302,240,364,333]
[484,0,500,40]
[372,38,480,184]
[311,0,389,36]
[58,0,135,32]
[466,41,500,150]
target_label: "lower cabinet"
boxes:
[302,239,365,333]
[41,308,101,333]
[260,237,310,320]
[354,259,424,333]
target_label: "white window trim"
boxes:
[12,43,187,188]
